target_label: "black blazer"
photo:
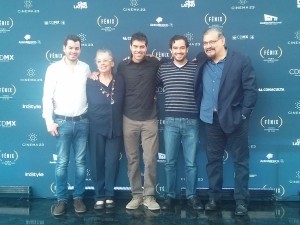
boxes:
[194,49,257,133]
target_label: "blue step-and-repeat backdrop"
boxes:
[0,0,300,200]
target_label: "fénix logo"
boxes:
[0,149,19,166]
[0,17,14,33]
[260,46,282,63]
[205,13,227,27]
[151,49,170,58]
[260,116,283,132]
[97,16,119,32]
[45,50,63,63]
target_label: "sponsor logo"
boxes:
[123,0,146,12]
[289,68,300,76]
[231,0,255,10]
[0,84,16,100]
[74,1,88,9]
[289,171,300,184]
[258,87,285,92]
[50,182,71,194]
[297,0,300,8]
[22,133,45,147]
[184,32,201,46]
[263,185,285,199]
[292,138,300,146]
[260,14,282,25]
[151,49,170,58]
[155,183,165,195]
[18,0,40,14]
[232,34,255,41]
[0,149,19,166]
[260,153,284,164]
[288,101,300,115]
[25,172,44,177]
[150,17,173,28]
[44,20,66,26]
[260,46,282,63]
[249,174,258,178]
[0,54,15,63]
[0,121,17,128]
[260,116,283,132]
[0,17,14,34]
[287,30,300,45]
[20,68,43,82]
[97,16,119,32]
[205,13,227,27]
[45,50,63,63]
[157,152,166,163]
[18,34,41,45]
[77,33,94,47]
[181,0,196,8]
[223,150,229,162]
[49,154,57,164]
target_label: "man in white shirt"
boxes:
[42,34,91,216]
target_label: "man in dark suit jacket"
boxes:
[194,28,257,216]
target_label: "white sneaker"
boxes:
[143,196,160,210]
[126,196,143,209]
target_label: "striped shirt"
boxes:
[157,61,199,119]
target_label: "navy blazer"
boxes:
[194,49,257,133]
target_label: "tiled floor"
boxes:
[0,198,299,225]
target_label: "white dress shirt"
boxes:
[42,57,91,126]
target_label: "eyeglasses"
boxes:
[96,59,112,63]
[203,39,220,47]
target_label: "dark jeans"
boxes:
[88,131,121,201]
[204,113,250,201]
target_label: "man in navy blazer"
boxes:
[194,28,257,216]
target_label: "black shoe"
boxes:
[187,196,203,210]
[105,199,115,209]
[235,200,248,216]
[73,199,87,213]
[205,199,218,211]
[161,197,174,210]
[94,200,105,210]
[52,201,67,216]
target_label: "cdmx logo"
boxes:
[205,13,227,27]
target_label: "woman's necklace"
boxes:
[99,79,115,105]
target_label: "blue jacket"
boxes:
[194,49,257,133]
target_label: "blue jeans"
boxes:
[55,118,89,201]
[164,117,200,199]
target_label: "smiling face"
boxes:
[63,40,81,63]
[203,30,226,61]
[170,39,188,64]
[130,40,147,63]
[95,52,114,74]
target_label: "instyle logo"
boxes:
[22,104,42,110]
[0,84,16,100]
[0,149,19,166]
[260,14,282,25]
[123,0,146,12]
[260,46,282,63]
[205,13,227,27]
[0,17,14,34]
[181,0,196,8]
[260,116,283,132]
[25,172,44,177]
[97,16,119,32]
[231,0,255,10]
[150,17,173,28]
[45,50,63,63]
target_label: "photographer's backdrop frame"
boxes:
[0,0,300,201]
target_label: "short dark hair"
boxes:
[130,32,148,46]
[64,34,81,47]
[169,35,189,49]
